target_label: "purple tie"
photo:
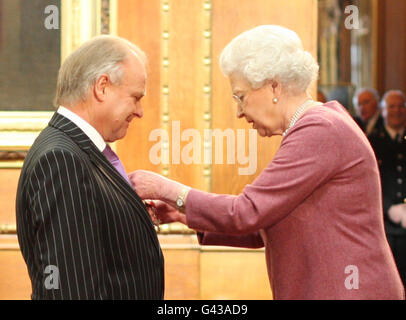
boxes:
[102,145,131,185]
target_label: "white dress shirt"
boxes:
[366,111,381,135]
[57,106,106,152]
[385,124,405,142]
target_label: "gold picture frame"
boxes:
[0,0,190,235]
[0,0,111,168]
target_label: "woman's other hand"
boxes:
[154,200,186,225]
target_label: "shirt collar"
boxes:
[385,124,405,141]
[366,111,380,135]
[57,106,106,152]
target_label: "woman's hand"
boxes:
[128,170,168,200]
[128,170,186,205]
[152,200,186,225]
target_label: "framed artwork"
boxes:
[0,0,116,168]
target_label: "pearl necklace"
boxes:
[282,99,315,137]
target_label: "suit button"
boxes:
[397,178,403,184]
[397,165,403,172]
[398,154,404,160]
[397,192,403,198]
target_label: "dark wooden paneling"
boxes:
[377,0,406,95]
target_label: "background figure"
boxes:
[353,88,384,136]
[130,25,404,300]
[317,89,327,103]
[369,90,406,287]
[16,35,164,299]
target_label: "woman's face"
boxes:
[229,74,282,137]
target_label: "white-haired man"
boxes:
[369,89,406,287]
[16,35,164,299]
[353,88,384,135]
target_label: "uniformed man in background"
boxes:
[369,89,406,287]
[353,88,385,136]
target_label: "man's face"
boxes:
[384,93,406,131]
[98,53,146,142]
[357,91,378,122]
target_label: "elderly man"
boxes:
[369,90,406,287]
[353,88,384,135]
[16,35,164,299]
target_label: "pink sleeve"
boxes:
[196,231,264,249]
[185,116,340,235]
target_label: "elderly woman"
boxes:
[130,25,404,299]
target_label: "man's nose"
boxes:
[135,102,143,118]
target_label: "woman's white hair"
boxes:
[219,25,319,94]
[54,35,146,107]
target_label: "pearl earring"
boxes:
[273,97,278,104]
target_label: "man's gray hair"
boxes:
[54,35,146,107]
[352,87,380,114]
[219,25,319,94]
[380,90,406,109]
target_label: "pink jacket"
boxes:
[185,101,405,300]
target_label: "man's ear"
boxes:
[94,74,110,102]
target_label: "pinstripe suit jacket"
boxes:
[16,113,164,300]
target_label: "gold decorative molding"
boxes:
[0,151,27,168]
[153,0,213,235]
[0,111,53,153]
[0,224,16,235]
[0,221,196,236]
[161,0,170,177]
[155,222,196,235]
[202,0,212,191]
[0,160,24,169]
[61,0,102,62]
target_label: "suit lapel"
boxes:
[48,113,160,250]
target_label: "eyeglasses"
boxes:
[232,93,247,117]
[232,94,244,105]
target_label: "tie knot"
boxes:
[103,145,118,162]
[102,144,131,185]
[395,134,402,143]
